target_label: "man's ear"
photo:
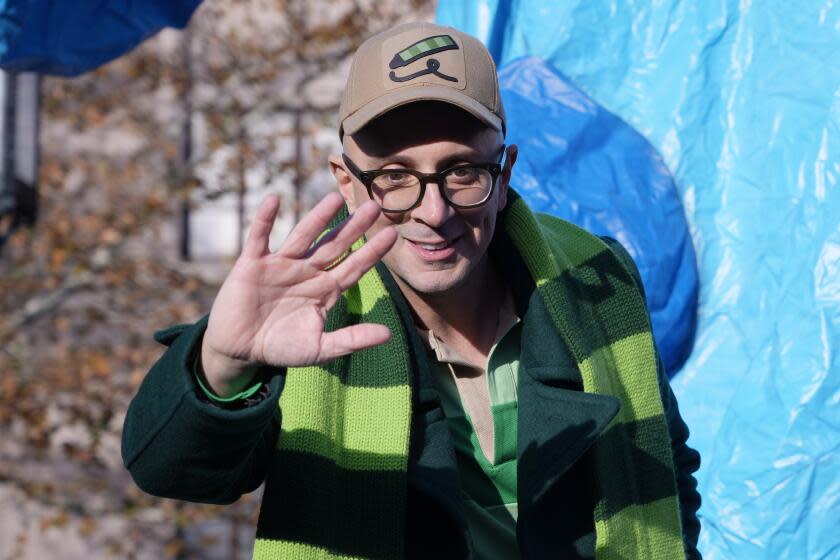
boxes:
[328,154,357,212]
[498,144,518,211]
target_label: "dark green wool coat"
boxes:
[122,202,702,559]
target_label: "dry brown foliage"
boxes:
[0,1,433,558]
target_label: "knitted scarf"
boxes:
[252,191,685,559]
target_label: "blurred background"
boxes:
[1,1,838,559]
[0,1,434,558]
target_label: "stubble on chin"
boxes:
[385,249,485,301]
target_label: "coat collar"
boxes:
[492,225,620,509]
[516,285,619,508]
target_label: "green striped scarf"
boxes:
[252,192,685,559]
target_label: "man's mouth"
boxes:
[405,236,460,261]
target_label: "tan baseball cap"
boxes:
[338,22,505,138]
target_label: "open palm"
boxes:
[200,192,397,396]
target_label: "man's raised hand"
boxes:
[200,192,397,398]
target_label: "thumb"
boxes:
[316,323,392,362]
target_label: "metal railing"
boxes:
[0,70,40,251]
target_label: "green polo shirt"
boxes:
[418,306,522,560]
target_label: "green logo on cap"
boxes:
[388,34,459,83]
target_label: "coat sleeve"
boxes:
[601,237,703,559]
[656,352,703,559]
[121,315,285,504]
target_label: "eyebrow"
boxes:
[366,149,494,171]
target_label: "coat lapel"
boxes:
[516,285,620,508]
[489,217,621,510]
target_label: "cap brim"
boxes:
[341,84,503,137]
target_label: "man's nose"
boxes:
[410,180,453,227]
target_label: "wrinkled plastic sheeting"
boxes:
[498,57,698,376]
[0,0,202,76]
[438,1,840,559]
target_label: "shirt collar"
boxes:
[415,289,520,368]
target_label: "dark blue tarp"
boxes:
[438,1,840,558]
[0,0,202,76]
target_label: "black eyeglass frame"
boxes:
[341,148,506,213]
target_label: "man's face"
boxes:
[331,102,516,296]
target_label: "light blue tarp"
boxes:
[438,1,840,559]
[0,0,202,76]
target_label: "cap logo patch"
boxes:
[388,35,459,83]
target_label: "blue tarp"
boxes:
[438,1,840,558]
[497,57,698,376]
[0,0,202,76]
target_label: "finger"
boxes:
[242,194,281,258]
[330,226,398,291]
[280,192,347,258]
[307,200,383,268]
[316,323,392,362]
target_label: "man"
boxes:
[122,22,701,559]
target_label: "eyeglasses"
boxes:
[341,147,505,213]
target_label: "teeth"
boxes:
[417,241,448,250]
